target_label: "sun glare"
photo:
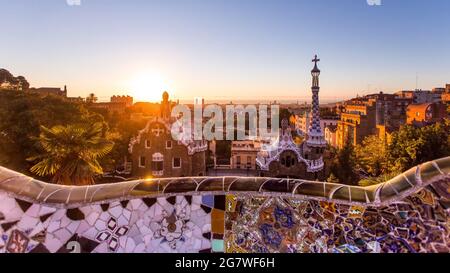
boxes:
[129,73,172,102]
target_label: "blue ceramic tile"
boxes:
[212,239,224,252]
[202,195,214,208]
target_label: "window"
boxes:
[166,140,172,149]
[286,156,291,167]
[151,161,164,173]
[173,157,181,168]
[247,156,252,169]
[139,156,146,168]
[236,156,241,169]
[145,139,151,148]
[151,153,164,176]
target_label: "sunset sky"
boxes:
[1,0,449,102]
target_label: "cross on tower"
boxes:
[152,125,165,137]
[312,55,320,65]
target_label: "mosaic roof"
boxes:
[128,117,208,155]
[256,119,325,172]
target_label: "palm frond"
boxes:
[29,121,113,185]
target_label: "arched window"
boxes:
[151,153,164,176]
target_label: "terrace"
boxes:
[0,157,448,253]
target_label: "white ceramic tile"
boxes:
[85,211,100,225]
[109,205,123,218]
[17,214,40,231]
[25,204,41,217]
[94,219,106,231]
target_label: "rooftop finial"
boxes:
[311,54,321,74]
[312,54,320,66]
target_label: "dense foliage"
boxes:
[355,135,388,177]
[0,69,29,90]
[328,118,450,186]
[29,123,114,185]
[0,90,145,183]
[0,90,104,173]
[386,120,450,174]
[328,138,360,185]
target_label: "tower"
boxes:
[160,91,171,119]
[306,55,326,157]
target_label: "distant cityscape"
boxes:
[1,61,449,184]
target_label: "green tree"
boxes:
[355,135,388,177]
[99,118,147,172]
[387,121,450,173]
[330,137,359,185]
[326,173,339,183]
[0,90,106,173]
[29,122,114,185]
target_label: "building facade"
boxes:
[324,124,338,148]
[230,140,261,170]
[89,95,134,114]
[336,102,377,148]
[111,95,133,107]
[442,84,450,103]
[395,89,443,104]
[406,102,448,126]
[336,92,411,148]
[28,86,67,97]
[129,92,208,178]
[294,111,338,137]
[256,56,326,180]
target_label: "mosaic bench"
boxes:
[0,157,448,253]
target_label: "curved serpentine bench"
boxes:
[1,157,448,208]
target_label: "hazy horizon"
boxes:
[1,0,449,103]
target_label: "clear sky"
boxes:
[1,0,449,102]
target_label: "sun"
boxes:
[128,72,172,102]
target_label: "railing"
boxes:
[306,157,324,172]
[0,157,448,208]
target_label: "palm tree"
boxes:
[29,122,114,185]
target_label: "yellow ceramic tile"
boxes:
[211,208,225,234]
[226,194,237,212]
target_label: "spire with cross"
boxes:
[311,54,321,75]
[307,54,326,150]
[312,54,320,65]
[311,54,321,87]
